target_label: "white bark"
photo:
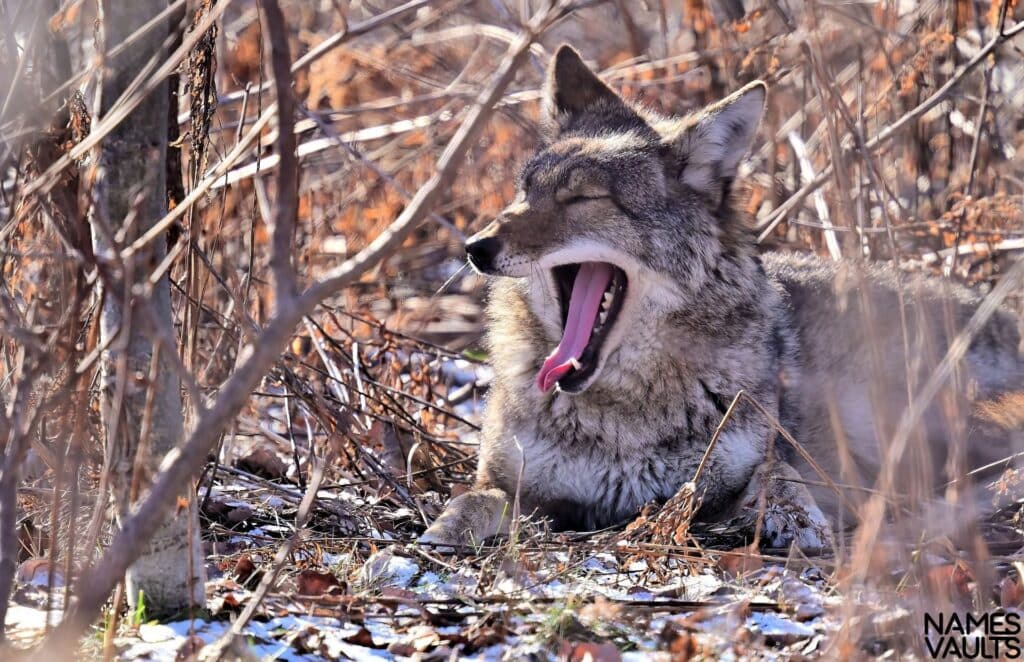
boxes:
[89,1,203,612]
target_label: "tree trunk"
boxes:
[89,1,204,613]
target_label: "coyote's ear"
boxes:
[664,81,766,197]
[542,45,631,139]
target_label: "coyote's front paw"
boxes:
[739,461,835,551]
[417,487,511,553]
[416,524,458,554]
[759,499,834,550]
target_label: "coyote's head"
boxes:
[466,45,766,395]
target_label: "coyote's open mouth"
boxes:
[537,262,628,393]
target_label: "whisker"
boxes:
[433,260,471,299]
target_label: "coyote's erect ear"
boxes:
[542,45,636,140]
[663,81,766,199]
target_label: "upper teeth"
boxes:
[601,291,613,310]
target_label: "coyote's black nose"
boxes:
[466,236,501,273]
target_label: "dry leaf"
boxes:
[558,641,622,662]
[718,544,763,578]
[296,569,343,596]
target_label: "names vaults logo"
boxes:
[924,612,1023,659]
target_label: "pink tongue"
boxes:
[536,262,613,392]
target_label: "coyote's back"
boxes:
[766,253,1024,521]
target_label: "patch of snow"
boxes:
[321,551,349,568]
[259,494,288,509]
[118,619,228,661]
[366,527,395,541]
[261,524,293,535]
[359,549,419,588]
[669,574,723,601]
[623,652,671,662]
[437,358,481,385]
[138,622,182,643]
[582,554,616,572]
[416,570,443,588]
[455,399,486,418]
[748,611,816,639]
[5,604,61,631]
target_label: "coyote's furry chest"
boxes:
[506,384,770,530]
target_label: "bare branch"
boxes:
[123,103,278,260]
[260,0,299,305]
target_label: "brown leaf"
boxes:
[225,506,254,524]
[923,563,974,607]
[344,627,379,648]
[668,632,695,661]
[558,641,622,662]
[465,616,510,651]
[236,446,289,480]
[579,596,622,622]
[175,634,206,661]
[233,554,259,584]
[48,0,82,32]
[386,642,418,657]
[794,602,825,622]
[297,569,343,596]
[15,558,64,587]
[380,586,417,600]
[291,335,313,356]
[404,625,441,652]
[718,544,763,578]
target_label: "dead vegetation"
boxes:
[2,0,1024,660]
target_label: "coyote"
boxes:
[421,45,1024,550]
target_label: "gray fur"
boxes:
[421,46,1024,551]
